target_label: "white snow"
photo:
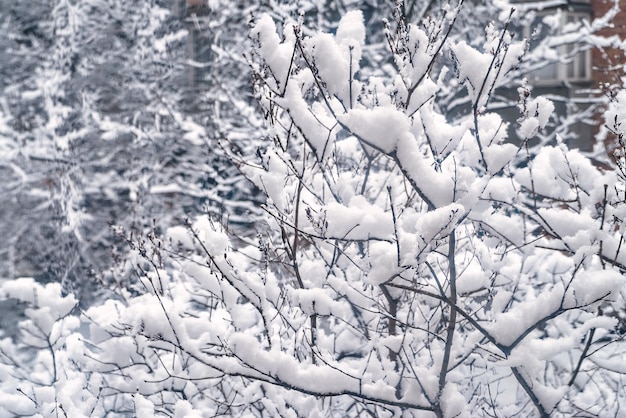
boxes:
[338,107,411,153]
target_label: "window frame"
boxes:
[525,9,592,85]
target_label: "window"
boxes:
[526,10,591,84]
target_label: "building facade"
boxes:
[178,0,626,151]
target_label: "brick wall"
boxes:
[591,0,626,91]
[589,1,626,152]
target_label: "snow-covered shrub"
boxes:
[1,4,626,418]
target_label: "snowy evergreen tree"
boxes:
[0,0,257,305]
